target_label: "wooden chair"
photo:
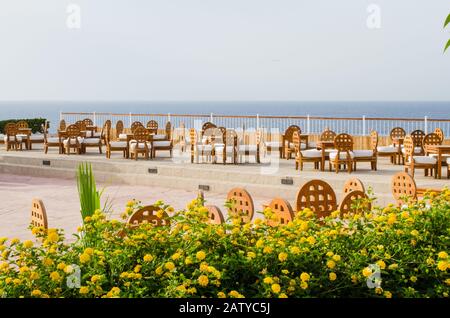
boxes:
[266,198,294,227]
[237,130,260,164]
[339,191,370,217]
[353,130,377,171]
[391,172,418,206]
[59,119,66,131]
[152,122,173,158]
[82,122,104,154]
[201,122,217,136]
[105,127,128,159]
[205,205,225,225]
[83,118,93,126]
[226,188,254,223]
[294,131,322,170]
[283,125,302,159]
[190,129,213,163]
[4,123,22,151]
[75,120,88,138]
[31,198,48,230]
[215,129,238,164]
[146,120,159,135]
[263,128,283,158]
[127,205,170,228]
[342,178,365,195]
[131,121,144,134]
[409,130,426,155]
[178,122,187,152]
[329,133,354,174]
[116,120,126,140]
[376,130,398,164]
[320,129,337,142]
[434,128,444,143]
[16,120,31,150]
[296,180,337,219]
[403,135,436,178]
[63,124,83,155]
[43,121,63,154]
[130,127,151,160]
[390,127,406,164]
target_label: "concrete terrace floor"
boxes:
[0,143,449,240]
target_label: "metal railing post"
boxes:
[256,114,260,130]
[129,112,132,128]
[168,113,171,122]
[59,111,62,121]
[210,113,213,123]
[307,115,310,134]
[362,115,366,136]
[93,112,96,126]
[424,116,428,134]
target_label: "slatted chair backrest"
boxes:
[59,119,66,131]
[5,123,18,136]
[202,122,217,137]
[131,121,144,133]
[16,121,29,129]
[66,124,80,138]
[147,120,158,133]
[116,120,124,138]
[403,135,414,159]
[343,178,365,195]
[390,127,406,141]
[296,180,337,218]
[284,125,301,143]
[292,131,301,152]
[391,172,417,205]
[225,129,238,146]
[334,133,353,152]
[127,205,170,227]
[101,120,111,138]
[423,133,442,146]
[226,188,254,223]
[370,130,379,151]
[434,128,444,143]
[165,121,172,140]
[31,199,48,229]
[75,120,86,132]
[320,129,336,142]
[410,130,425,149]
[339,190,370,216]
[190,128,199,144]
[206,205,225,225]
[267,198,294,227]
[83,118,93,126]
[133,127,150,143]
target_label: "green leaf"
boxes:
[445,39,450,53]
[445,14,450,28]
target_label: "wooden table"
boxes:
[392,137,404,165]
[281,134,309,159]
[424,144,450,179]
[316,140,335,171]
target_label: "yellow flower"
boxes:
[156,210,165,218]
[64,265,74,274]
[30,272,40,280]
[384,291,392,298]
[57,262,66,270]
[271,284,281,294]
[31,289,42,297]
[438,252,448,259]
[278,252,288,262]
[332,254,341,262]
[50,271,61,282]
[23,240,33,249]
[79,253,91,264]
[47,232,59,243]
[263,277,273,284]
[165,262,175,271]
[134,265,142,273]
[172,253,181,261]
[228,290,244,298]
[91,275,102,283]
[306,236,316,245]
[437,261,448,271]
[247,252,256,259]
[143,254,154,262]
[362,267,372,277]
[300,281,308,290]
[84,248,94,255]
[79,286,89,294]
[444,279,450,286]
[410,230,419,237]
[329,272,337,281]
[326,260,336,269]
[217,292,226,298]
[196,251,206,261]
[351,275,358,284]
[198,275,209,287]
[279,293,288,298]
[290,246,300,255]
[376,260,386,270]
[10,238,20,245]
[263,246,273,254]
[388,264,398,270]
[155,266,163,275]
[300,272,310,282]
[185,257,193,265]
[375,287,383,295]
[410,276,417,283]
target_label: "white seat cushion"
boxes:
[84,138,101,145]
[401,147,422,155]
[109,141,127,148]
[428,154,450,162]
[238,145,258,153]
[93,132,102,138]
[153,140,171,147]
[63,137,84,146]
[17,134,28,139]
[119,134,128,140]
[130,142,151,151]
[216,145,235,154]
[300,149,322,158]
[4,136,22,142]
[199,144,213,152]
[265,141,281,148]
[308,142,317,148]
[329,151,354,161]
[30,134,44,141]
[409,156,437,165]
[325,148,338,154]
[46,137,60,143]
[153,134,167,140]
[377,146,397,153]
[353,150,374,158]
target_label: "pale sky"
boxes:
[0,0,449,101]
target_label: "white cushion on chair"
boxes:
[377,146,397,153]
[265,141,281,148]
[401,147,422,155]
[63,137,84,146]
[329,151,354,161]
[429,154,450,162]
[238,145,258,153]
[130,142,151,151]
[109,141,127,148]
[16,134,28,139]
[216,145,235,154]
[153,140,171,147]
[119,133,128,140]
[200,144,213,152]
[300,149,322,158]
[409,156,437,165]
[30,134,44,141]
[153,134,167,140]
[84,138,101,145]
[353,150,374,158]
[47,137,60,143]
[4,136,22,142]
[308,141,317,148]
[93,132,102,138]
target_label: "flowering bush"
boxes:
[0,190,449,298]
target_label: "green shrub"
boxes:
[0,118,48,134]
[0,190,449,298]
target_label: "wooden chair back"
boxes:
[403,135,414,159]
[391,172,417,205]
[31,199,48,229]
[292,131,301,152]
[5,123,18,136]
[83,118,93,126]
[225,129,238,146]
[190,128,199,144]
[334,133,353,151]
[390,127,406,140]
[410,130,425,149]
[320,129,336,142]
[226,188,254,223]
[133,127,150,142]
[75,120,86,132]
[202,122,217,137]
[296,180,337,218]
[59,119,66,131]
[127,205,170,227]
[147,120,158,133]
[165,121,172,140]
[131,121,144,133]
[370,130,379,151]
[267,198,294,226]
[65,124,81,138]
[339,191,370,216]
[423,133,442,146]
[116,120,124,138]
[205,205,225,225]
[284,125,301,142]
[16,121,29,129]
[434,128,444,143]
[343,178,365,195]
